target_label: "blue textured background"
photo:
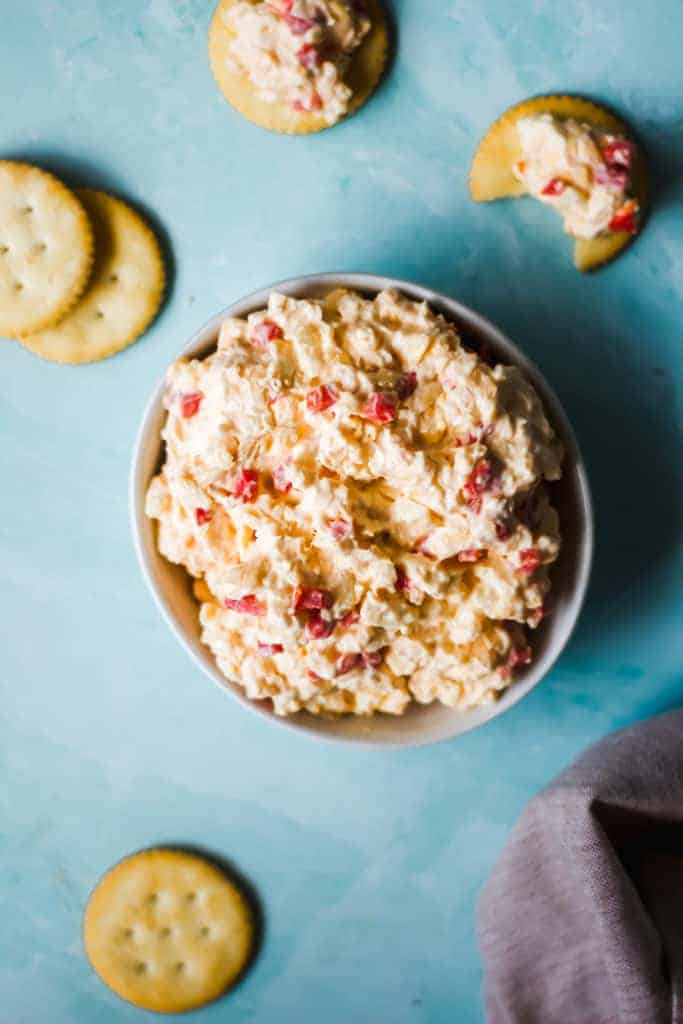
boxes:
[2,1,683,1020]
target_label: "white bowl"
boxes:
[130,273,593,749]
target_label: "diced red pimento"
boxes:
[363,391,398,424]
[528,605,545,627]
[252,319,283,346]
[297,43,321,68]
[396,372,417,401]
[284,12,315,34]
[293,586,333,612]
[180,391,203,419]
[258,642,284,655]
[594,163,629,190]
[501,644,533,679]
[541,177,566,196]
[336,652,363,676]
[305,611,335,640]
[233,468,259,503]
[510,645,532,667]
[602,139,635,169]
[194,508,212,526]
[456,548,486,563]
[469,459,494,491]
[495,518,513,541]
[335,648,385,675]
[463,458,494,512]
[306,669,321,682]
[328,518,352,541]
[608,199,639,235]
[272,464,292,494]
[362,648,386,669]
[518,547,541,576]
[224,595,266,616]
[291,92,322,112]
[395,566,412,593]
[340,608,360,629]
[454,432,479,448]
[306,384,338,413]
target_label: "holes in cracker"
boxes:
[14,282,23,292]
[95,310,105,320]
[174,961,186,974]
[159,926,172,939]
[199,925,210,939]
[22,206,34,215]
[109,274,119,284]
[185,891,197,903]
[147,892,159,906]
[0,245,8,255]
[122,927,134,940]
[133,961,148,975]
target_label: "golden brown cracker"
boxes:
[83,848,255,1013]
[0,161,93,338]
[208,0,388,134]
[21,190,164,363]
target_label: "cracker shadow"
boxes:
[122,195,177,316]
[1,148,176,316]
[160,841,265,996]
[636,112,683,214]
[379,0,398,78]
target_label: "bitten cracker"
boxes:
[208,0,388,134]
[469,95,648,271]
[83,848,255,1013]
[21,190,164,364]
[0,162,93,337]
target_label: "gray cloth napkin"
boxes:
[478,711,683,1024]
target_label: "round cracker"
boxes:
[83,848,255,1014]
[208,0,388,134]
[0,161,93,338]
[21,190,164,364]
[469,95,648,272]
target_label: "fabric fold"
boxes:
[478,711,683,1024]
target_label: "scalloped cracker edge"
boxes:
[83,848,255,1013]
[20,190,164,364]
[0,161,94,338]
[208,0,388,135]
[469,95,648,271]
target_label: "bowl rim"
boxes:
[130,272,594,749]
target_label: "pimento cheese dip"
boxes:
[146,289,563,717]
[225,0,371,125]
[513,114,639,239]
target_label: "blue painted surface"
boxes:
[2,1,683,1020]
